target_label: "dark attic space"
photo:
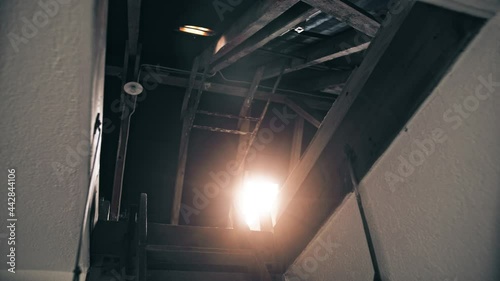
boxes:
[0,0,499,281]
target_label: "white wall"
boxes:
[284,194,374,281]
[0,1,105,280]
[286,11,500,281]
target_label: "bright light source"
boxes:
[236,177,279,230]
[179,25,215,36]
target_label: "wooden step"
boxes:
[146,223,279,274]
[146,244,256,272]
[147,270,251,281]
[148,223,274,250]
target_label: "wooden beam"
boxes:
[127,0,142,56]
[210,4,320,72]
[137,72,333,110]
[196,110,260,121]
[193,125,252,135]
[208,0,301,65]
[302,99,332,111]
[146,73,285,103]
[147,223,275,251]
[106,67,335,110]
[110,0,144,220]
[147,271,251,281]
[303,0,380,37]
[276,0,416,221]
[284,98,321,128]
[146,245,257,269]
[237,66,264,159]
[229,67,265,227]
[289,117,304,173]
[171,56,211,225]
[110,43,133,221]
[419,0,499,18]
[263,29,370,79]
[238,66,265,124]
[147,252,258,274]
[171,128,190,225]
[274,1,485,267]
[180,56,200,119]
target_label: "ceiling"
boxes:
[106,0,256,69]
[102,0,392,226]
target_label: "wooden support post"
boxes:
[289,116,304,173]
[180,56,200,119]
[238,66,266,126]
[110,0,143,221]
[127,0,142,56]
[235,66,266,173]
[171,53,212,225]
[230,66,266,227]
[110,42,138,221]
[231,65,286,230]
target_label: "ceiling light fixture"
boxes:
[179,25,215,36]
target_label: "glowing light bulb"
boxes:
[236,177,279,230]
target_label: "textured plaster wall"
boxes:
[0,1,104,280]
[359,12,500,281]
[284,194,374,281]
[286,11,500,281]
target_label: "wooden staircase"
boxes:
[90,193,281,281]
